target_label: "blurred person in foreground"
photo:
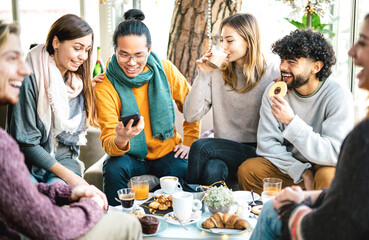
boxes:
[251,14,369,240]
[0,20,141,240]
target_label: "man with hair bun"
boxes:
[238,29,353,194]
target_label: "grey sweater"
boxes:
[184,61,280,143]
[7,74,83,181]
[257,78,354,183]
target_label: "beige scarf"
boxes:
[26,44,87,150]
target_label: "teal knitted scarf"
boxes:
[106,52,175,160]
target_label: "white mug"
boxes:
[160,176,182,194]
[172,192,202,221]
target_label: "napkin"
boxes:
[209,228,243,234]
[169,210,202,224]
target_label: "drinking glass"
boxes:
[117,188,136,212]
[130,176,149,200]
[262,178,282,203]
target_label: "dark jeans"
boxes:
[103,151,188,206]
[185,138,257,186]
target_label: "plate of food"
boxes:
[196,212,249,235]
[140,216,168,237]
[140,195,173,215]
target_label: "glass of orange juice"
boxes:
[262,178,282,203]
[130,176,149,200]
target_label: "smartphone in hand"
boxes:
[120,113,140,127]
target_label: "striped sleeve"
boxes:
[288,205,313,240]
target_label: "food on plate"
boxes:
[149,195,172,211]
[158,203,168,211]
[251,205,263,215]
[139,216,159,234]
[130,208,145,219]
[201,212,248,230]
[149,201,160,209]
[268,81,287,97]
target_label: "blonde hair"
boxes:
[219,13,266,93]
[0,20,18,50]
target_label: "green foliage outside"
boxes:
[285,11,335,37]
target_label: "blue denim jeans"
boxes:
[103,151,188,206]
[185,138,257,186]
[250,200,282,240]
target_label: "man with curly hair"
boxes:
[237,29,353,194]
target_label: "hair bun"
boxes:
[124,9,145,21]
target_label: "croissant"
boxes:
[202,212,247,230]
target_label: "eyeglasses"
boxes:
[116,52,148,63]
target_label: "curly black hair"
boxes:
[272,29,336,81]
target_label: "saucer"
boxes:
[154,188,182,197]
[163,211,202,225]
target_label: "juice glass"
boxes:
[262,178,282,203]
[130,176,149,200]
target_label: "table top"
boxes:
[109,192,258,239]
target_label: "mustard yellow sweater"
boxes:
[94,59,200,160]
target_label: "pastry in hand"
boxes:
[268,81,287,97]
[202,212,247,230]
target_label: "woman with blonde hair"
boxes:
[184,13,279,185]
[8,14,98,186]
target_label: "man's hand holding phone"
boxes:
[115,113,145,150]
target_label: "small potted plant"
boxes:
[205,186,234,214]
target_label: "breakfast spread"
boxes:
[201,212,248,230]
[268,81,287,97]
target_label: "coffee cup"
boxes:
[206,46,227,68]
[160,176,182,194]
[172,192,202,221]
[117,188,136,212]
